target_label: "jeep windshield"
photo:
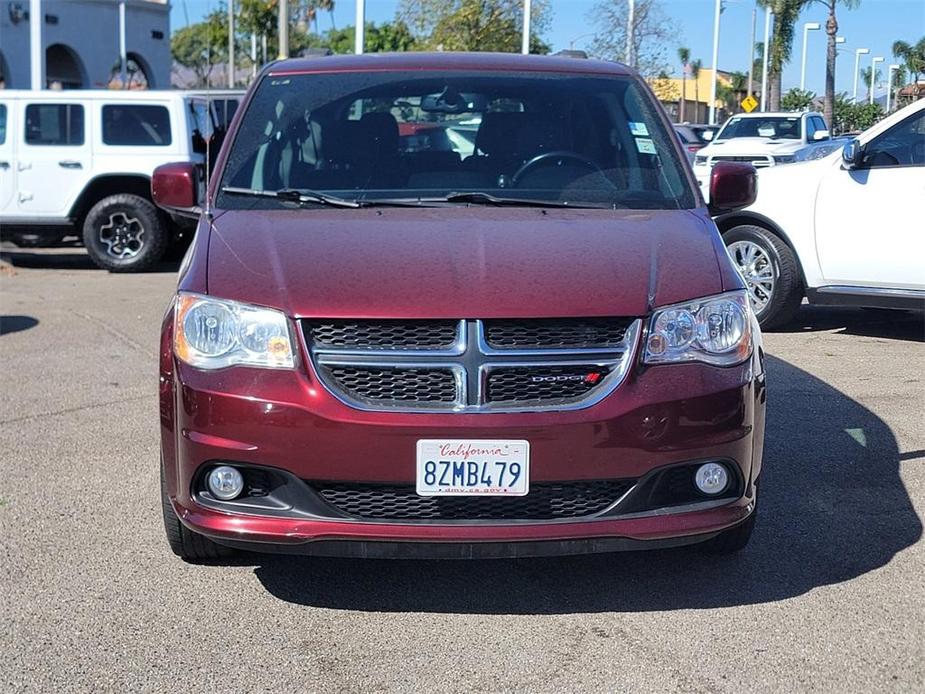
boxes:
[716,116,803,141]
[218,70,695,211]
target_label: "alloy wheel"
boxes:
[99,212,145,259]
[728,240,776,314]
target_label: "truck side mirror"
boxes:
[708,161,757,216]
[841,140,862,169]
[151,162,201,218]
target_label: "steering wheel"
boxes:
[511,151,603,186]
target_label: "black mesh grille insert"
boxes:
[312,481,634,520]
[305,320,459,350]
[325,366,457,403]
[483,318,632,349]
[487,366,610,403]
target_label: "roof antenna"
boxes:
[203,0,213,219]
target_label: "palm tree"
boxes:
[758,0,808,111]
[860,65,882,100]
[813,0,859,131]
[690,58,703,121]
[892,37,925,85]
[678,47,691,122]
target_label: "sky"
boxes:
[170,0,925,97]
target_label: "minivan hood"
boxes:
[206,207,728,318]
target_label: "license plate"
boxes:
[416,439,530,496]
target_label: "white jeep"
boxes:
[0,89,242,271]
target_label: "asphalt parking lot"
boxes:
[1,244,923,693]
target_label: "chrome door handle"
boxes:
[59,160,83,169]
[0,161,9,170]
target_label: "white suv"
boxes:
[0,90,242,271]
[693,111,830,199]
[713,99,924,328]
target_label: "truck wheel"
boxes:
[724,225,803,330]
[82,194,168,272]
[161,462,235,563]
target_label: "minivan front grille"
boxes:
[312,480,635,521]
[302,318,640,413]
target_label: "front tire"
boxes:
[725,225,803,330]
[82,194,168,272]
[161,463,235,562]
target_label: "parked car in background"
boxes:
[714,98,925,328]
[674,123,717,158]
[694,111,829,198]
[0,89,243,272]
[153,52,765,563]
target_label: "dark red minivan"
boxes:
[154,53,764,561]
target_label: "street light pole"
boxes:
[852,48,869,102]
[800,22,821,91]
[278,0,289,59]
[227,0,235,88]
[760,7,772,111]
[522,0,532,55]
[747,7,756,97]
[869,56,884,105]
[355,0,365,54]
[886,63,900,112]
[29,0,43,89]
[119,1,127,87]
[708,0,721,124]
[626,0,635,66]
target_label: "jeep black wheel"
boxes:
[82,194,168,272]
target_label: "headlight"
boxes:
[174,292,295,369]
[644,291,752,366]
[694,155,708,165]
[773,155,795,165]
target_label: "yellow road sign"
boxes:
[741,95,759,113]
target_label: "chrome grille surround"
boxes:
[303,318,641,413]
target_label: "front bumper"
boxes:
[160,313,765,557]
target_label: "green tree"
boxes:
[304,21,419,54]
[781,87,816,111]
[892,37,925,86]
[758,0,809,111]
[171,8,228,87]
[398,0,551,53]
[859,64,882,101]
[809,0,859,131]
[678,47,690,121]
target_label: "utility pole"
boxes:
[522,0,532,55]
[119,1,127,87]
[747,6,756,97]
[799,22,821,91]
[886,64,899,112]
[30,0,43,89]
[708,0,721,124]
[355,0,365,54]
[852,48,869,102]
[626,0,635,66]
[869,56,883,105]
[278,0,289,59]
[227,0,235,87]
[760,7,772,111]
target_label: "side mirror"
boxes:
[701,129,714,142]
[841,140,861,169]
[708,161,757,216]
[151,162,201,218]
[812,129,830,141]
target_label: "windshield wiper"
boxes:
[221,186,362,209]
[435,192,612,209]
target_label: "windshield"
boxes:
[716,116,803,141]
[218,70,695,210]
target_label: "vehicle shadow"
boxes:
[0,315,39,335]
[0,248,181,273]
[775,305,924,343]
[247,354,921,614]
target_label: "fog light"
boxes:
[694,462,729,495]
[207,465,244,500]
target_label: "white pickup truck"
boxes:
[0,89,242,271]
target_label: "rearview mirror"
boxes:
[708,161,757,216]
[151,162,201,218]
[813,129,830,141]
[841,140,861,169]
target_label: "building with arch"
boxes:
[0,0,169,90]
